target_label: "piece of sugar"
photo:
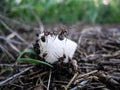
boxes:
[38,33,77,64]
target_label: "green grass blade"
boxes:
[17,49,36,61]
[18,58,53,68]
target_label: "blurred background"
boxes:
[0,0,120,24]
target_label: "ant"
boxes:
[42,52,48,58]
[58,54,66,62]
[44,31,50,36]
[58,29,67,40]
[33,39,40,54]
[54,52,66,63]
[44,31,56,38]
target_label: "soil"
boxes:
[0,21,120,90]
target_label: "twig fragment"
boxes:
[0,66,34,87]
[47,69,52,90]
[65,72,78,90]
[77,70,98,79]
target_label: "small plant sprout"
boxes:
[34,27,78,71]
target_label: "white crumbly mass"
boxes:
[38,33,77,64]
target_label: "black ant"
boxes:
[33,39,40,54]
[42,52,48,58]
[54,52,66,63]
[57,54,66,63]
[44,31,50,36]
[58,29,67,40]
[44,31,55,37]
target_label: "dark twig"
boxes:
[0,19,27,43]
[95,72,120,90]
[0,19,13,32]
[77,70,98,79]
[0,66,34,87]
[47,69,52,90]
[65,72,78,90]
[0,45,15,60]
[0,14,39,31]
[0,64,31,68]
[0,36,27,45]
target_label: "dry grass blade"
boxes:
[65,72,78,90]
[8,42,20,53]
[77,70,98,79]
[0,45,15,60]
[0,19,27,43]
[0,19,13,32]
[0,14,39,31]
[47,69,52,90]
[0,66,34,87]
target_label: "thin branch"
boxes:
[0,19,13,32]
[0,66,34,87]
[65,72,78,90]
[0,64,31,68]
[0,36,26,45]
[0,19,27,43]
[0,14,39,31]
[47,69,52,90]
[77,70,98,79]
[0,45,15,60]
[8,42,20,53]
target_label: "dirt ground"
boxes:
[0,19,120,90]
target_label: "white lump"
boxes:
[37,32,77,64]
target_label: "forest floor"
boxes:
[0,16,120,90]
